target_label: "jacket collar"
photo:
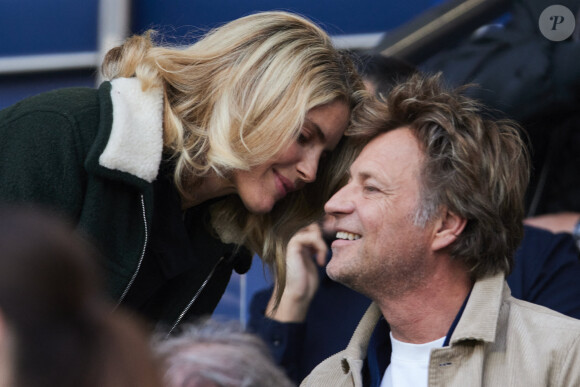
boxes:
[343,272,507,360]
[450,272,507,345]
[345,303,383,359]
[340,302,382,379]
[96,77,164,184]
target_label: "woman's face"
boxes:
[233,99,349,214]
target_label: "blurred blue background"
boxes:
[0,0,443,109]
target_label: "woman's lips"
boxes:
[274,171,295,198]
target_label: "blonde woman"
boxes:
[0,11,368,332]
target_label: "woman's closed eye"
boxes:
[298,130,311,145]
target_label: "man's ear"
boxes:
[431,208,467,252]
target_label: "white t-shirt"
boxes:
[380,332,446,387]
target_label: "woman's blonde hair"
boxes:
[101,11,368,303]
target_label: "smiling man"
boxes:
[301,74,580,387]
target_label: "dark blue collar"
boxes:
[443,289,471,347]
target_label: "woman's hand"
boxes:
[265,223,328,322]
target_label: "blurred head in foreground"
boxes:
[154,319,294,387]
[0,206,162,387]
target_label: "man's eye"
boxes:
[363,186,379,193]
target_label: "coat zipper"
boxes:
[166,255,226,337]
[113,194,225,335]
[115,194,148,308]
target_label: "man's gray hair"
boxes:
[153,319,295,387]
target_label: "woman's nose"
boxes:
[296,152,319,183]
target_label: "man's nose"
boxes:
[324,184,353,215]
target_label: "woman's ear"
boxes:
[431,208,467,252]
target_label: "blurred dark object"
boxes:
[372,0,511,64]
[415,0,580,216]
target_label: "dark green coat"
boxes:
[0,78,250,331]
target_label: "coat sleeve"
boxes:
[0,108,88,218]
[556,333,580,386]
[247,287,307,383]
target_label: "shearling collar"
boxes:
[98,77,164,183]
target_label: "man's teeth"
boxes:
[336,231,361,240]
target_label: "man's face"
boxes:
[324,127,436,298]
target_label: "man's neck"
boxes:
[376,264,473,344]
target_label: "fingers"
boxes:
[311,236,328,267]
[290,223,328,266]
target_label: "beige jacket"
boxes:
[301,273,580,387]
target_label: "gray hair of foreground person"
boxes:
[154,320,295,387]
[350,73,530,279]
[0,207,162,387]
